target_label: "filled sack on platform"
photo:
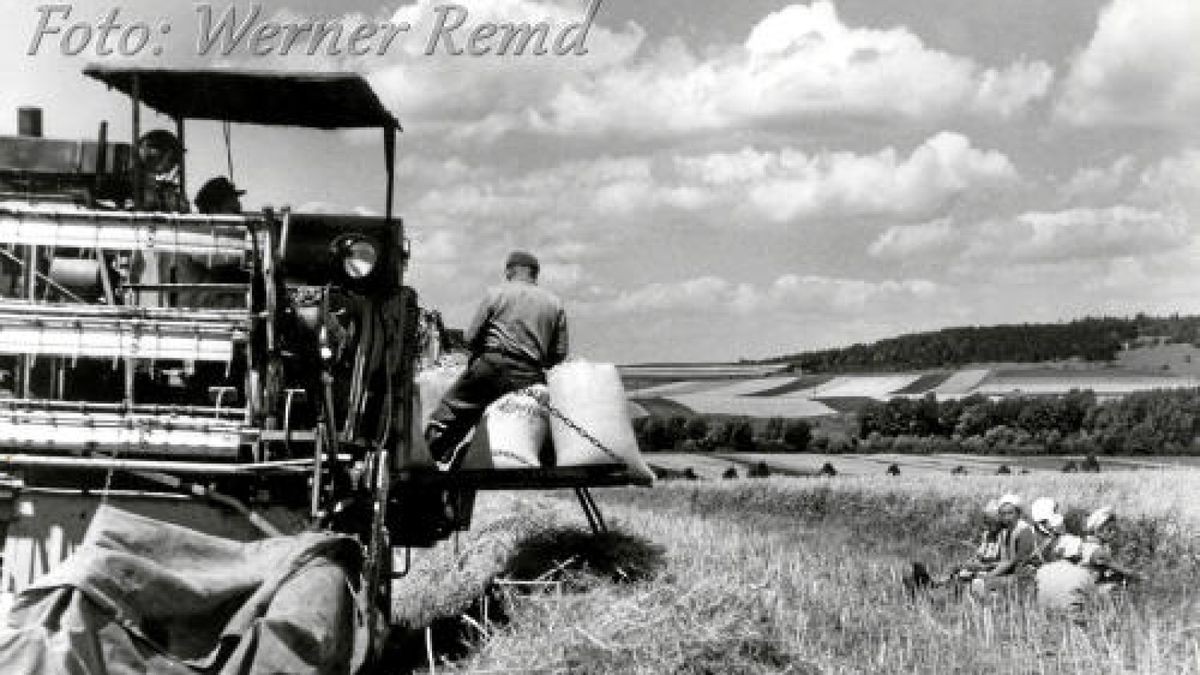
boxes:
[465,385,551,469]
[546,360,655,484]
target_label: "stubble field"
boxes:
[389,470,1200,674]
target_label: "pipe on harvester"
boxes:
[0,454,315,475]
[128,469,283,538]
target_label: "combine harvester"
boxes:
[0,66,651,672]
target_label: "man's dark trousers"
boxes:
[426,353,545,464]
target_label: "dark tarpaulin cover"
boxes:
[0,505,370,674]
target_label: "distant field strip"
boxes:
[889,372,953,395]
[931,368,992,394]
[975,375,1200,396]
[648,452,747,478]
[808,396,876,413]
[667,394,837,417]
[628,397,697,418]
[626,401,649,419]
[808,375,923,399]
[663,452,1196,478]
[745,374,836,397]
[625,380,731,397]
[714,452,894,476]
[937,453,1200,472]
[622,365,1200,420]
[681,377,799,397]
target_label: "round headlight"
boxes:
[341,238,379,280]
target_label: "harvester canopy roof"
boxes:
[83,66,400,130]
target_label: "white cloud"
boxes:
[94,0,1050,143]
[369,0,644,140]
[1134,149,1200,216]
[400,132,1016,242]
[600,273,941,317]
[1059,155,1135,205]
[966,206,1190,263]
[868,218,961,260]
[536,1,1052,139]
[1056,0,1200,131]
[736,132,1017,224]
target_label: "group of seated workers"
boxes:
[907,493,1142,610]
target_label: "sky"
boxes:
[1,0,1197,363]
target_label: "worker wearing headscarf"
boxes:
[1081,507,1143,593]
[971,493,1037,599]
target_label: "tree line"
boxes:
[755,314,1200,372]
[857,389,1200,455]
[633,388,1200,456]
[633,416,812,453]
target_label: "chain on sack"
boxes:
[517,386,625,465]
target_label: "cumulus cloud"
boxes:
[1134,149,1200,215]
[370,0,644,141]
[292,0,1054,142]
[120,0,1050,142]
[1056,0,1200,131]
[870,201,1193,275]
[731,132,1017,223]
[1059,155,1136,205]
[600,273,941,316]
[966,206,1190,263]
[535,1,1052,138]
[868,218,962,260]
[401,132,1017,242]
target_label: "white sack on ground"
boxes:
[1036,560,1095,612]
[546,360,655,483]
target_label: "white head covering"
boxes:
[997,493,1021,511]
[1030,497,1058,524]
[1086,507,1115,533]
[982,498,1001,519]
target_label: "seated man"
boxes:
[168,177,249,309]
[166,177,250,404]
[195,176,245,215]
[424,251,569,468]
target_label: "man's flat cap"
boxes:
[505,250,540,271]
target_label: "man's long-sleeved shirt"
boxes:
[464,279,569,368]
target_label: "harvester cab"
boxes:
[0,65,651,660]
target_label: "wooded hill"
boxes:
[760,314,1200,372]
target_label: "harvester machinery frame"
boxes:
[0,66,647,666]
[0,67,415,654]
